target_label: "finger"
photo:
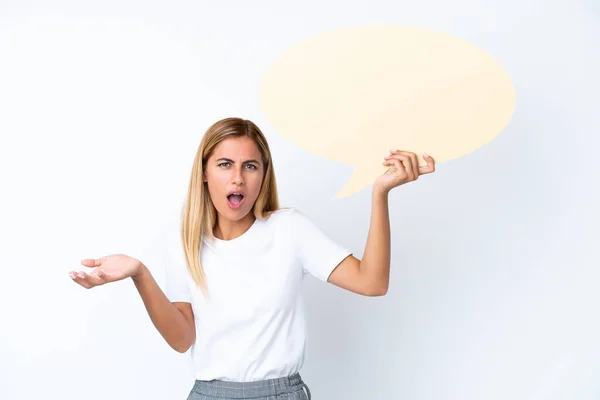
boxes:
[69,270,105,288]
[69,271,94,289]
[386,154,413,181]
[419,153,436,174]
[93,269,106,279]
[406,152,420,179]
[84,270,106,286]
[400,158,415,181]
[81,256,106,268]
[387,158,410,180]
[390,150,419,179]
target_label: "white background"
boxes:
[0,1,598,399]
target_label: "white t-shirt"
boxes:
[164,207,352,382]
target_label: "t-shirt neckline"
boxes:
[204,216,263,252]
[214,218,258,243]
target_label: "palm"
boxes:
[91,254,140,282]
[375,164,405,188]
[69,253,141,289]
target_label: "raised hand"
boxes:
[374,149,435,193]
[69,254,143,289]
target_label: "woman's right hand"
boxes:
[69,254,143,289]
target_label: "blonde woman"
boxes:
[68,117,435,399]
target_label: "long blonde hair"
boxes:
[180,117,280,296]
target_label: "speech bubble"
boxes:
[259,25,516,198]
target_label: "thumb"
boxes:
[81,256,106,268]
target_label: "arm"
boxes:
[132,263,196,353]
[327,187,390,296]
[327,150,435,296]
[360,187,391,294]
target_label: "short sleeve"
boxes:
[164,237,193,303]
[289,209,353,282]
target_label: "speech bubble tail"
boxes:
[334,169,374,200]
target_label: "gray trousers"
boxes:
[186,372,311,400]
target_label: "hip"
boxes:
[187,372,311,400]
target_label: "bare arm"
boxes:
[327,151,435,296]
[358,187,391,293]
[72,253,196,353]
[328,188,390,296]
[132,263,196,353]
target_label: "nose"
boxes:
[232,166,244,185]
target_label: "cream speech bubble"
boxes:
[259,25,516,198]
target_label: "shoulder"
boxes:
[261,207,308,233]
[263,207,299,222]
[270,207,321,234]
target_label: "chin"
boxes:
[220,203,254,220]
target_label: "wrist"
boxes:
[372,184,390,197]
[132,261,148,283]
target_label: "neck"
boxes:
[214,212,256,241]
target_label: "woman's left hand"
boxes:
[374,150,436,194]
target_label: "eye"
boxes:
[218,162,230,168]
[246,164,257,170]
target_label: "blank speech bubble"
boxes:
[259,25,516,198]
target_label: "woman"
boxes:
[68,117,435,399]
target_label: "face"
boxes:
[203,136,265,223]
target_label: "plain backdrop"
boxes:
[0,1,598,399]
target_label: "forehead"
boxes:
[211,136,262,159]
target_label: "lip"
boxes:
[226,191,245,210]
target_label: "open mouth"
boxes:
[227,193,245,208]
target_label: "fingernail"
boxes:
[389,148,397,153]
[423,153,429,158]
[69,273,76,279]
[78,273,85,279]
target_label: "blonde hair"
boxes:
[180,117,280,296]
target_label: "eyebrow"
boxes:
[215,157,261,165]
